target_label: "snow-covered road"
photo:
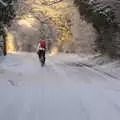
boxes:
[0,53,120,120]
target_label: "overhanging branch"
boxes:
[49,0,63,5]
[0,0,7,7]
[42,0,64,6]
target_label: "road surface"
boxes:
[0,52,120,120]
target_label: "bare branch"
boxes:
[49,0,64,5]
[42,0,64,6]
[0,0,7,7]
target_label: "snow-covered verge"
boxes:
[95,60,120,80]
[50,53,120,80]
[75,55,120,80]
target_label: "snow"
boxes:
[0,52,120,120]
[99,61,120,79]
[78,55,120,80]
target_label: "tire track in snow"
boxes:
[8,80,18,87]
[47,59,71,81]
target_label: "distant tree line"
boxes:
[74,0,120,58]
[0,0,17,55]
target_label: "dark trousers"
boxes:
[38,50,45,61]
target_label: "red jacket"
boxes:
[40,40,46,48]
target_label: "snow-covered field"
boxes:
[0,52,120,120]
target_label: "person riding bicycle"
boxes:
[37,40,46,61]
